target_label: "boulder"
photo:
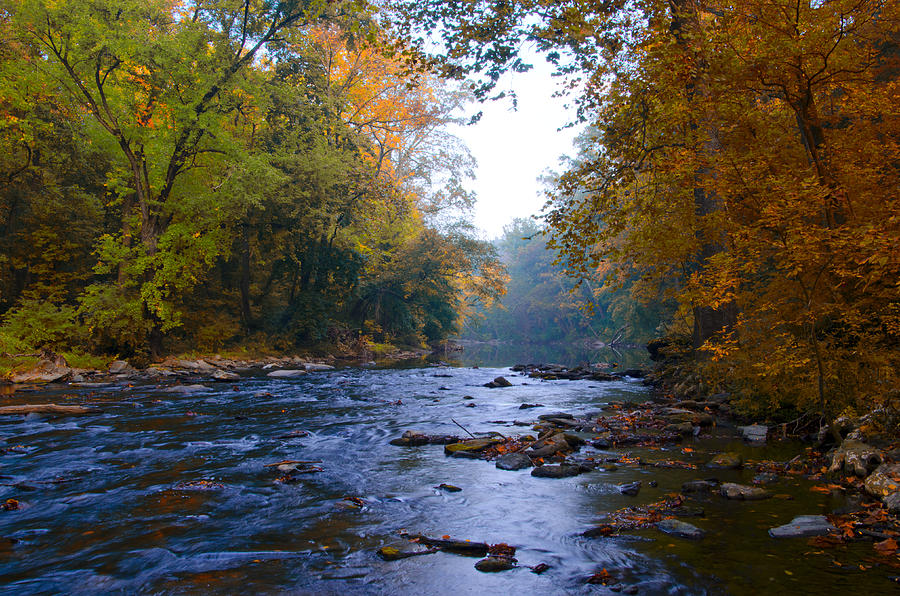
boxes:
[864,463,900,498]
[10,355,71,383]
[665,422,695,436]
[266,369,307,378]
[720,483,771,500]
[768,515,836,538]
[531,464,583,478]
[829,441,883,478]
[211,370,240,381]
[656,519,705,539]
[108,360,133,375]
[739,424,768,443]
[883,491,900,514]
[484,376,513,388]
[496,453,533,471]
[706,452,743,470]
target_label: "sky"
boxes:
[450,60,582,240]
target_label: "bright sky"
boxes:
[451,60,582,239]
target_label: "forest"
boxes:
[0,0,505,363]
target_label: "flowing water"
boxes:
[0,355,896,595]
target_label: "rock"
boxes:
[829,440,883,478]
[392,430,429,446]
[656,519,706,539]
[706,452,743,470]
[496,453,533,471]
[531,464,582,478]
[163,384,212,394]
[194,359,216,372]
[475,556,516,572]
[444,438,502,457]
[107,360,132,374]
[538,412,575,420]
[623,369,646,378]
[864,463,900,498]
[304,363,335,371]
[519,403,543,409]
[211,369,240,381]
[681,480,717,494]
[410,535,489,556]
[720,483,772,500]
[530,563,551,574]
[377,546,436,561]
[436,483,462,492]
[266,369,307,378]
[768,515,836,538]
[0,404,97,416]
[618,481,641,496]
[883,491,900,514]
[592,438,612,449]
[10,355,71,383]
[665,422,695,435]
[484,376,513,388]
[739,424,768,442]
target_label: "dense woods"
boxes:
[0,0,503,360]
[394,0,900,420]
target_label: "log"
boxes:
[0,404,97,415]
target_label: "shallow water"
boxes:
[0,363,896,595]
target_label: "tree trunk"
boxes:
[240,223,253,329]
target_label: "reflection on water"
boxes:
[451,342,651,370]
[0,364,895,595]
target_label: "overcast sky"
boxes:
[450,60,582,240]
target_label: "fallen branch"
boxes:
[451,418,477,439]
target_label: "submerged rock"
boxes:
[163,384,212,394]
[768,515,836,538]
[679,476,714,491]
[706,452,743,470]
[303,363,335,371]
[656,519,706,539]
[720,483,771,500]
[496,452,533,471]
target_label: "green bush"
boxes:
[0,299,86,351]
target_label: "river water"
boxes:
[0,355,895,594]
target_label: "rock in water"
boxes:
[304,363,335,371]
[720,483,772,500]
[830,441,884,478]
[266,369,307,378]
[739,424,768,443]
[768,515,836,538]
[706,452,743,470]
[10,356,71,383]
[107,360,132,374]
[496,453,533,471]
[618,481,641,496]
[444,438,501,457]
[474,556,516,572]
[864,463,900,498]
[681,480,717,494]
[163,384,211,394]
[211,369,240,381]
[531,464,583,478]
[436,483,462,492]
[656,519,706,539]
[484,376,513,388]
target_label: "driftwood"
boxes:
[0,404,97,415]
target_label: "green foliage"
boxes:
[0,299,85,351]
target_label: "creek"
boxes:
[0,352,895,594]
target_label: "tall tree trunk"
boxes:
[669,0,738,351]
[240,223,253,329]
